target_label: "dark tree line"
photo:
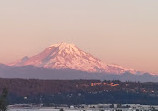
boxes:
[0,78,158,105]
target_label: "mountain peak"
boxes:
[48,42,81,56]
[9,43,140,74]
[49,42,75,49]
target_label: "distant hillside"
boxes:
[0,78,158,105]
[0,64,158,82]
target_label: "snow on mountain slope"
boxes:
[9,42,138,74]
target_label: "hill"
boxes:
[0,78,158,105]
[0,64,158,82]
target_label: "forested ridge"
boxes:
[0,78,158,105]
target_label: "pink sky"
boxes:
[0,0,158,74]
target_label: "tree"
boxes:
[59,108,64,111]
[0,88,8,111]
[110,104,114,108]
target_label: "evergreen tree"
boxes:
[59,108,64,111]
[0,88,8,111]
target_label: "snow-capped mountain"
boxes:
[9,42,138,74]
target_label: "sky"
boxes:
[0,0,158,74]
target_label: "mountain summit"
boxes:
[9,42,137,74]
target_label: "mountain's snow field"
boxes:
[9,42,140,75]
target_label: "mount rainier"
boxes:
[10,42,139,75]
